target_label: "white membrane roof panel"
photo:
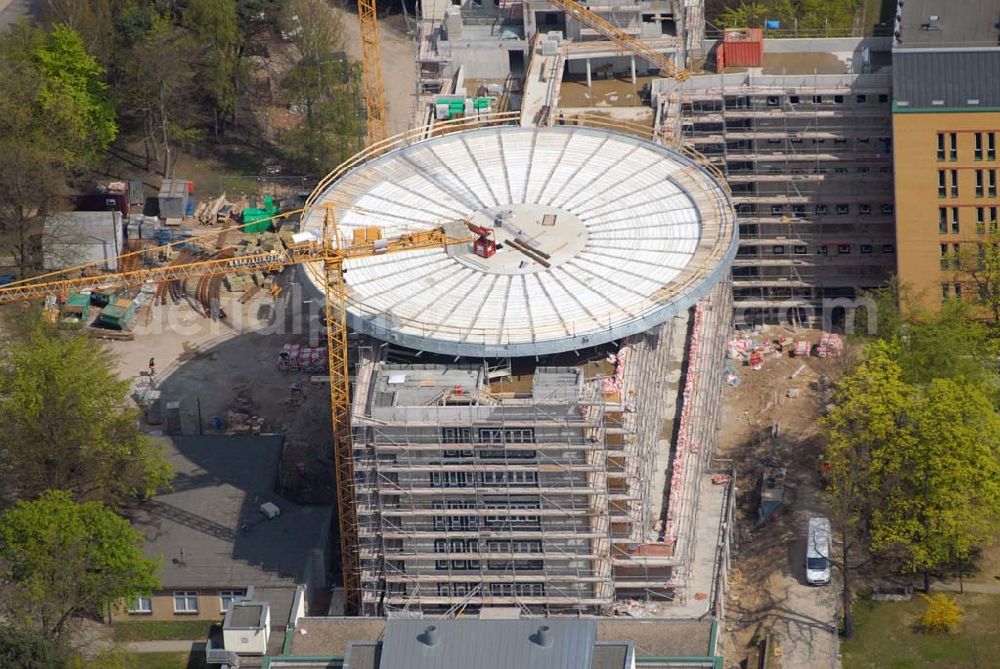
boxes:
[301,126,737,357]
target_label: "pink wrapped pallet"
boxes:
[277,344,301,371]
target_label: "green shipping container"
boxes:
[242,195,280,234]
[60,293,91,329]
[97,303,136,330]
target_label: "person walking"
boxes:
[149,357,156,377]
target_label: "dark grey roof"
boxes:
[893,49,1000,109]
[128,436,333,590]
[590,643,631,669]
[343,641,381,669]
[894,0,1000,50]
[42,210,123,271]
[227,602,267,628]
[377,619,597,669]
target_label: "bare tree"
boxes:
[952,231,1000,322]
[123,19,200,175]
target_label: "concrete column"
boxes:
[586,58,592,88]
[630,56,637,84]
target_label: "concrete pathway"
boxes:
[0,0,38,29]
[125,640,206,653]
[932,579,1000,595]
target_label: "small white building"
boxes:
[43,211,124,271]
[222,601,270,655]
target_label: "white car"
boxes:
[805,516,832,585]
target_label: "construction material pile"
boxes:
[816,333,843,357]
[221,234,283,293]
[727,331,843,369]
[277,344,328,373]
[663,302,705,551]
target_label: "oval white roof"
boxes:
[301,126,737,357]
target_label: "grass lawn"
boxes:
[126,652,206,669]
[842,592,1000,668]
[113,620,218,642]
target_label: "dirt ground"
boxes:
[718,326,857,669]
[327,3,418,135]
[559,74,657,109]
[108,262,336,504]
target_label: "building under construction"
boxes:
[667,41,897,323]
[301,124,737,615]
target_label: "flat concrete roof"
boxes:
[228,602,266,628]
[287,616,715,659]
[895,0,1000,50]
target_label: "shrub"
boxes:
[918,593,963,633]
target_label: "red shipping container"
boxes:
[723,28,764,68]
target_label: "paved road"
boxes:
[0,0,39,29]
[764,566,840,669]
[764,496,841,669]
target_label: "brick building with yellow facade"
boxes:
[892,0,1000,312]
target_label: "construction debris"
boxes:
[278,344,328,373]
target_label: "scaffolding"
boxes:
[668,71,896,323]
[350,358,619,615]
[345,276,733,616]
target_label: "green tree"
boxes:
[30,24,117,159]
[719,0,795,28]
[0,23,117,271]
[0,51,67,270]
[0,317,171,505]
[894,302,998,389]
[39,0,116,64]
[856,279,998,392]
[822,342,914,637]
[869,378,1000,590]
[122,16,201,175]
[952,233,1000,322]
[281,0,364,173]
[236,0,288,29]
[184,0,242,138]
[0,490,159,641]
[854,278,912,344]
[0,624,63,669]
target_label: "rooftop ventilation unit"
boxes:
[923,15,941,30]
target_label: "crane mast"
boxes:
[358,0,388,145]
[541,0,691,81]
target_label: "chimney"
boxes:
[420,625,438,647]
[534,625,552,648]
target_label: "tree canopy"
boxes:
[868,377,1000,575]
[719,0,861,32]
[0,624,63,669]
[184,0,242,135]
[0,490,159,641]
[952,231,1000,323]
[0,317,171,506]
[280,0,364,173]
[0,22,117,271]
[823,343,1000,597]
[0,23,117,163]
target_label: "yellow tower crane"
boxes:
[358,0,388,144]
[0,208,469,615]
[543,0,691,81]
